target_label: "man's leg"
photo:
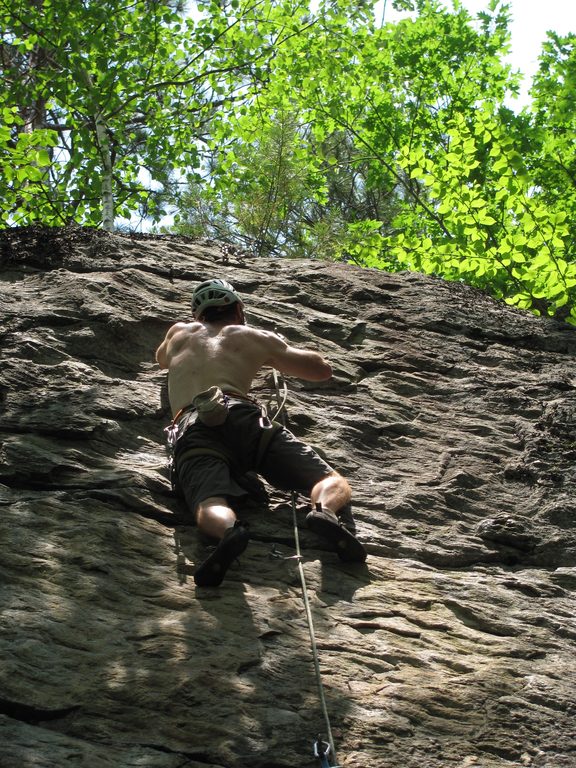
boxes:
[195,496,237,539]
[310,473,351,515]
[193,496,249,587]
[258,429,366,562]
[307,473,366,563]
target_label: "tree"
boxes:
[4,0,576,324]
[172,0,576,323]
[529,32,576,255]
[174,0,519,255]
[173,0,400,257]
[0,0,311,229]
[173,110,398,258]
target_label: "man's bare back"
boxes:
[156,317,332,417]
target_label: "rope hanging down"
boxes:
[271,369,340,768]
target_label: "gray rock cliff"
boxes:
[1,227,575,768]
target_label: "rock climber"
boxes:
[156,278,367,587]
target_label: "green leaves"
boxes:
[1,0,303,229]
[391,100,576,321]
[3,0,576,326]
[0,93,59,225]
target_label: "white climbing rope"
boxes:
[272,369,339,767]
[290,488,339,766]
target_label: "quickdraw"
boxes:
[314,736,340,768]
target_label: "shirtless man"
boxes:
[156,278,366,586]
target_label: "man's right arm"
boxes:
[263,333,332,382]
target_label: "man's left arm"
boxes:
[156,323,184,369]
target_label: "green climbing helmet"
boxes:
[191,278,241,319]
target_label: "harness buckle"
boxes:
[164,423,180,450]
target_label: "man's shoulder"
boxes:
[224,325,282,345]
[167,320,201,336]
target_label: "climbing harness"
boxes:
[271,368,341,768]
[163,388,282,497]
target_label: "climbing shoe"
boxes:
[336,501,357,536]
[306,504,367,563]
[194,521,250,587]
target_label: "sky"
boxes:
[384,0,576,108]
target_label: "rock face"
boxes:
[1,226,576,768]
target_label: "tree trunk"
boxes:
[95,114,115,232]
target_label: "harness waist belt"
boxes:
[171,391,259,426]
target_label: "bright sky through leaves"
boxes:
[459,0,575,104]
[383,0,576,106]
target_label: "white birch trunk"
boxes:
[94,113,115,232]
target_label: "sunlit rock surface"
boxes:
[1,226,575,768]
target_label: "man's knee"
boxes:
[311,472,351,504]
[196,496,229,515]
[195,496,236,539]
[316,471,350,490]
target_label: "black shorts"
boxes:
[175,401,334,515]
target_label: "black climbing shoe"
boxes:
[336,501,357,536]
[194,522,250,587]
[306,504,367,563]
